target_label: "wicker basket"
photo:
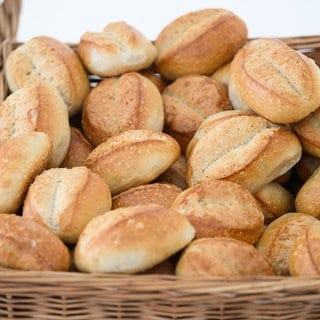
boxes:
[1,36,320,319]
[0,0,21,42]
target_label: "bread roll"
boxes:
[155,8,247,80]
[211,62,230,86]
[186,114,302,192]
[23,166,112,244]
[0,81,70,168]
[289,225,320,276]
[78,21,157,77]
[61,127,93,168]
[256,212,320,275]
[229,38,320,123]
[0,132,50,213]
[85,129,180,195]
[139,70,167,93]
[171,179,264,244]
[5,36,89,116]
[162,74,232,153]
[74,204,195,273]
[0,214,70,271]
[112,183,181,209]
[294,152,320,182]
[82,72,164,146]
[176,237,274,277]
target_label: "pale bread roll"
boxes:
[0,214,70,271]
[186,114,302,192]
[229,38,320,123]
[176,237,275,277]
[23,166,112,244]
[155,8,247,80]
[162,74,232,153]
[256,212,320,275]
[0,81,70,168]
[289,225,320,276]
[78,21,157,77]
[211,62,230,86]
[82,72,164,146]
[74,204,195,273]
[112,183,181,209]
[0,132,50,213]
[85,129,180,195]
[5,36,89,116]
[61,127,93,168]
[171,179,264,244]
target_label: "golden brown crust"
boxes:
[176,237,275,277]
[155,8,247,80]
[78,21,157,77]
[256,212,320,275]
[74,204,195,273]
[85,129,181,195]
[0,132,51,213]
[171,179,264,244]
[81,72,164,146]
[112,183,181,209]
[23,166,112,244]
[5,36,89,116]
[0,214,70,271]
[229,38,320,123]
[186,114,302,192]
[0,81,70,168]
[61,127,93,168]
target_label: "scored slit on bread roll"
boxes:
[5,36,90,116]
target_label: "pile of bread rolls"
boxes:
[1,8,320,277]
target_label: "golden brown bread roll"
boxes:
[5,36,89,116]
[78,21,157,77]
[256,212,320,275]
[74,204,195,273]
[0,81,70,168]
[162,74,232,153]
[60,127,93,168]
[289,225,320,276]
[229,38,320,124]
[155,8,247,80]
[82,72,164,146]
[171,179,264,244]
[112,183,181,209]
[0,132,50,213]
[186,113,302,192]
[176,237,275,277]
[23,166,112,244]
[0,214,70,271]
[85,129,180,195]
[139,70,167,93]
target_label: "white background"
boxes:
[17,0,320,43]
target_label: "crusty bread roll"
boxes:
[61,127,93,168]
[78,21,157,77]
[289,225,320,276]
[112,183,181,209]
[0,132,50,213]
[186,114,302,192]
[171,179,264,244]
[155,8,247,80]
[211,62,230,86]
[85,129,180,195]
[23,166,112,244]
[5,36,89,116]
[74,204,195,273]
[139,70,167,93]
[176,237,275,277]
[254,182,295,223]
[0,81,70,168]
[256,212,320,275]
[229,38,320,124]
[82,72,164,146]
[0,214,70,271]
[162,74,232,153]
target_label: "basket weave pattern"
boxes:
[1,35,320,319]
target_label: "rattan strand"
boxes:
[0,0,21,42]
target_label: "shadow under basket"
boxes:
[1,36,320,319]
